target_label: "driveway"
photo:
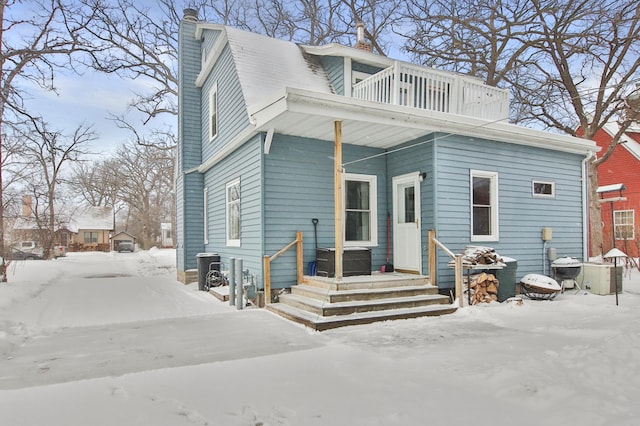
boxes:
[0,251,321,390]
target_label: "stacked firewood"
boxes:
[468,272,499,304]
[462,246,505,266]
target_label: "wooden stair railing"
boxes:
[428,229,463,308]
[263,231,303,304]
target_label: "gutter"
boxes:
[582,151,595,261]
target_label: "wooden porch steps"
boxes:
[266,273,457,331]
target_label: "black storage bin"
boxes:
[196,252,220,291]
[316,247,371,277]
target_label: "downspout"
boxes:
[582,151,594,262]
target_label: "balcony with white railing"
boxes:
[352,61,510,121]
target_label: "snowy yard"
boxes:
[0,249,639,425]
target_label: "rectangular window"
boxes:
[344,173,377,246]
[471,170,499,241]
[226,178,241,247]
[204,187,209,245]
[533,180,555,198]
[84,232,98,243]
[614,210,634,240]
[209,82,218,141]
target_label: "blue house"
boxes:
[176,10,598,324]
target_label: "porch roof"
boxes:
[249,87,600,155]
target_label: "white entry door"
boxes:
[392,173,422,273]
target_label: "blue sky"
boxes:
[25,70,156,156]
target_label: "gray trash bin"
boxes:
[496,257,517,302]
[196,253,220,291]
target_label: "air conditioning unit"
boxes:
[577,262,623,295]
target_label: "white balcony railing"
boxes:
[352,61,510,121]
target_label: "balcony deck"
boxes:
[352,61,509,122]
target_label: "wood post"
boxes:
[334,120,343,281]
[455,254,463,308]
[296,231,303,284]
[428,229,436,287]
[263,255,271,304]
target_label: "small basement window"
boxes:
[533,180,555,198]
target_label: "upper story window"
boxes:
[614,210,634,240]
[344,173,377,246]
[226,178,241,247]
[209,82,218,141]
[471,170,499,241]
[533,180,555,198]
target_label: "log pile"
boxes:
[462,246,505,266]
[469,272,499,304]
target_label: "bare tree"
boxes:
[0,0,100,258]
[69,158,120,207]
[19,120,96,257]
[402,0,640,256]
[106,141,174,249]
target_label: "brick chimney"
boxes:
[21,195,33,217]
[183,8,198,22]
[354,22,372,52]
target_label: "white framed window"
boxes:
[614,210,634,240]
[226,178,241,247]
[209,82,218,141]
[344,173,377,246]
[533,180,555,198]
[203,187,209,244]
[471,170,499,241]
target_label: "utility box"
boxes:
[578,262,623,295]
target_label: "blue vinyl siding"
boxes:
[203,136,263,281]
[264,134,388,288]
[177,18,204,272]
[432,134,585,287]
[199,41,251,160]
[320,56,344,95]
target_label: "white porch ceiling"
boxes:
[249,88,600,155]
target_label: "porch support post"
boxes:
[334,121,343,281]
[428,229,437,287]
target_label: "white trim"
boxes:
[470,170,499,242]
[197,126,257,173]
[344,57,352,98]
[249,87,600,155]
[343,173,378,247]
[203,187,209,245]
[614,209,635,240]
[532,180,556,198]
[209,82,219,141]
[225,178,241,247]
[195,28,227,87]
[301,43,394,69]
[264,127,275,154]
[392,172,422,273]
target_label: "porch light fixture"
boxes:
[419,172,427,182]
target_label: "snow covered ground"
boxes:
[0,249,639,425]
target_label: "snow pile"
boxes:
[1,250,639,425]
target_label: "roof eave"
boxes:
[250,87,600,156]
